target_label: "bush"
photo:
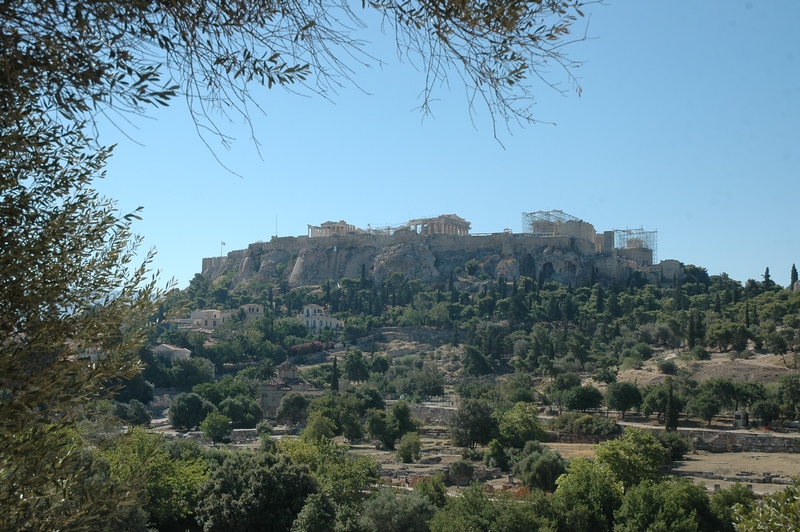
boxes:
[656,431,692,461]
[546,412,620,437]
[686,346,711,360]
[657,359,678,375]
[620,355,643,371]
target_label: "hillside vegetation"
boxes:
[69,262,800,530]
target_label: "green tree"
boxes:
[605,382,642,419]
[449,399,497,451]
[552,458,622,532]
[172,357,215,390]
[193,375,252,406]
[200,411,233,444]
[594,428,667,490]
[113,399,152,426]
[416,474,448,508]
[219,394,263,428]
[196,451,318,532]
[710,483,756,532]
[100,427,209,530]
[397,432,422,463]
[291,493,336,532]
[330,356,340,393]
[169,393,216,430]
[366,409,397,449]
[277,438,380,505]
[277,392,311,424]
[302,412,337,442]
[752,400,781,427]
[791,264,798,288]
[513,441,568,492]
[687,390,722,427]
[462,345,494,376]
[565,385,604,412]
[429,484,555,531]
[779,374,800,419]
[614,478,719,532]
[343,348,370,382]
[360,488,436,532]
[497,402,546,449]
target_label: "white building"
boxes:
[298,304,343,335]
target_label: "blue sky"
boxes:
[94,1,799,289]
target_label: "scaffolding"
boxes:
[521,210,582,236]
[614,228,658,264]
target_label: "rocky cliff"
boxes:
[201,232,679,290]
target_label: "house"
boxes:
[189,309,236,330]
[188,304,266,331]
[153,343,191,365]
[257,361,323,418]
[241,304,265,321]
[298,304,343,335]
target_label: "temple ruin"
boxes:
[522,210,657,266]
[308,214,471,238]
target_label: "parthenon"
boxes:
[407,214,470,236]
[308,214,471,237]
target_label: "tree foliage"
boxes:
[449,399,497,451]
[100,427,209,529]
[593,428,666,490]
[513,440,568,492]
[605,382,642,419]
[496,402,545,449]
[360,488,436,532]
[0,118,165,529]
[614,478,719,532]
[169,393,216,430]
[200,411,233,444]
[196,451,318,532]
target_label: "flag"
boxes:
[221,241,226,246]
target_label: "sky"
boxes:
[94,1,800,290]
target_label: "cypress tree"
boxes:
[792,264,798,288]
[330,356,339,394]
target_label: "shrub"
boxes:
[657,359,678,375]
[656,431,692,461]
[686,346,711,360]
[620,355,643,371]
[546,412,620,437]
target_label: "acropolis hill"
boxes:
[201,211,682,290]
